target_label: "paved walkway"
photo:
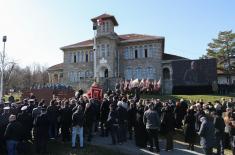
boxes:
[90,135,204,155]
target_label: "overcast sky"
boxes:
[0,0,234,67]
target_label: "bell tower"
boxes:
[91,14,119,81]
[91,13,118,36]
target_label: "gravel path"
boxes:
[90,135,204,155]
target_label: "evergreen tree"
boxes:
[204,30,235,84]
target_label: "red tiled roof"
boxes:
[91,13,118,26]
[47,63,63,71]
[61,39,93,50]
[119,34,164,43]
[61,34,164,50]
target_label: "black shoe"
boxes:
[149,148,153,152]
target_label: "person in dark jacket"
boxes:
[100,96,110,137]
[72,105,84,149]
[35,107,50,153]
[0,106,11,153]
[143,103,160,153]
[60,100,72,142]
[17,106,33,141]
[134,100,147,148]
[107,104,119,145]
[117,101,128,144]
[47,100,59,139]
[213,110,225,155]
[84,101,94,142]
[127,102,136,140]
[198,114,215,155]
[184,108,196,150]
[161,105,175,151]
[4,114,23,155]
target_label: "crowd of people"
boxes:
[0,90,235,155]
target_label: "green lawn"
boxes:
[2,140,127,155]
[141,94,234,103]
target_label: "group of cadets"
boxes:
[0,91,235,155]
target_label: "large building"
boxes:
[48,14,187,94]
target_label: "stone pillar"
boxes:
[48,73,51,84]
[58,72,60,83]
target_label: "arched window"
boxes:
[129,47,133,59]
[148,44,153,57]
[124,47,129,59]
[77,71,80,81]
[125,67,132,80]
[89,50,93,62]
[163,68,170,79]
[136,67,142,79]
[68,52,73,63]
[147,67,154,79]
[138,46,143,58]
[81,51,84,62]
[77,52,80,63]
[101,44,105,57]
[142,68,147,79]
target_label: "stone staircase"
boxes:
[99,77,117,92]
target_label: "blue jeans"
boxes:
[6,140,18,155]
[72,126,83,148]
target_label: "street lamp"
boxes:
[0,36,7,100]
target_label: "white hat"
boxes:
[28,99,35,102]
[117,101,122,107]
[21,106,28,111]
[3,106,10,110]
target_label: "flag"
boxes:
[132,79,139,87]
[139,79,144,88]
[156,77,161,89]
[97,18,104,26]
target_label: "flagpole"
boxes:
[93,29,97,82]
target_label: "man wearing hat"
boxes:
[17,106,33,141]
[4,114,23,155]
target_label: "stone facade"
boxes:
[48,14,186,93]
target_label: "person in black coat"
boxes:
[100,96,110,137]
[84,101,95,142]
[0,106,11,153]
[161,105,175,151]
[134,100,147,148]
[127,102,136,140]
[213,110,225,155]
[17,106,33,141]
[60,100,72,142]
[117,101,128,144]
[47,100,59,139]
[184,108,196,150]
[35,107,50,153]
[107,104,119,145]
[4,115,23,155]
[174,102,183,129]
